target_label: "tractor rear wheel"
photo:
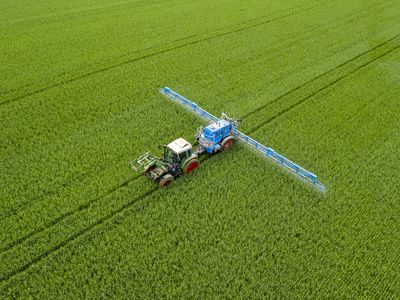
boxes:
[182,158,200,175]
[221,137,235,151]
[159,174,174,187]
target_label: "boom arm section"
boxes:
[160,87,326,191]
[234,131,326,191]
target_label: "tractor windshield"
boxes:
[164,146,179,164]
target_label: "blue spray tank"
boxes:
[196,115,241,154]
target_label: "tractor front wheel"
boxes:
[183,158,200,175]
[221,137,235,151]
[159,174,174,187]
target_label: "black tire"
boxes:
[182,158,200,175]
[159,174,174,187]
[221,137,235,151]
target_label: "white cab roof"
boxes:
[167,138,192,154]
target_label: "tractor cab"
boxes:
[163,138,200,177]
[164,138,193,164]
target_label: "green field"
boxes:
[1,0,399,298]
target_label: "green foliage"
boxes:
[1,0,399,298]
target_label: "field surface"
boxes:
[1,0,399,298]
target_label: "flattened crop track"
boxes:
[241,34,400,132]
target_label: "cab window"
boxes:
[165,147,178,163]
[179,151,188,160]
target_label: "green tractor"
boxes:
[129,138,200,186]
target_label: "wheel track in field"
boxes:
[0,142,139,221]
[0,0,325,107]
[0,175,139,253]
[0,167,99,220]
[1,31,399,284]
[0,186,158,283]
[247,41,400,133]
[241,33,400,121]
[1,0,170,26]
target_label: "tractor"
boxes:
[129,114,241,187]
[129,138,200,186]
